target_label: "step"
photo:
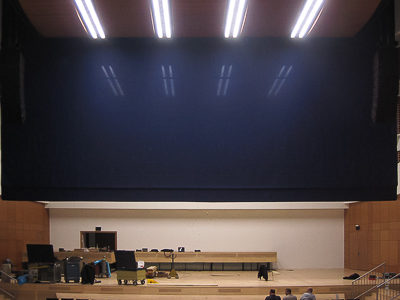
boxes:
[56,293,345,300]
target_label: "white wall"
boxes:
[50,208,344,269]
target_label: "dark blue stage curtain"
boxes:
[1,38,397,201]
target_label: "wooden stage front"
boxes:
[0,269,362,300]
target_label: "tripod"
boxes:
[163,252,179,279]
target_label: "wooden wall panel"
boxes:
[344,198,400,272]
[0,197,49,269]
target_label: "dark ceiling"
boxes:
[18,0,382,38]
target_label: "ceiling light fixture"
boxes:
[151,0,172,38]
[74,0,105,39]
[291,0,324,39]
[224,0,247,38]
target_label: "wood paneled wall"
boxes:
[344,198,400,272]
[0,197,49,268]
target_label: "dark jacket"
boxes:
[266,295,282,300]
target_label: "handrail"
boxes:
[374,273,400,289]
[352,262,386,283]
[0,271,17,282]
[354,272,400,300]
[389,292,400,300]
[0,286,15,299]
[0,270,16,299]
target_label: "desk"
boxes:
[54,251,116,264]
[135,252,277,263]
[135,252,277,271]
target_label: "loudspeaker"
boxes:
[95,226,101,231]
[371,47,398,123]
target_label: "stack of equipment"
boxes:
[27,244,61,283]
[115,250,146,285]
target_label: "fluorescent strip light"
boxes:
[224,0,247,38]
[224,0,237,38]
[291,0,324,38]
[74,0,98,38]
[152,0,172,38]
[224,0,246,38]
[84,0,105,39]
[152,0,164,38]
[162,0,172,38]
[232,0,246,38]
[291,0,314,38]
[299,0,324,38]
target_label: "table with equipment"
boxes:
[135,251,277,271]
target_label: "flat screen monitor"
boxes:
[26,244,56,263]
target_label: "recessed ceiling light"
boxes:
[224,0,247,38]
[291,0,324,39]
[151,0,172,38]
[74,0,105,39]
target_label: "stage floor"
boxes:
[1,269,364,300]
[98,268,360,287]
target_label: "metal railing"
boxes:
[389,292,400,300]
[0,270,16,299]
[352,262,386,299]
[354,272,400,300]
[375,274,400,300]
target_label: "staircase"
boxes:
[352,263,400,300]
[352,262,387,299]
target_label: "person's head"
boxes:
[307,288,313,294]
[285,288,292,295]
[270,289,276,295]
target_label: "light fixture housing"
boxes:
[74,0,105,39]
[291,0,324,39]
[151,0,172,38]
[224,0,247,38]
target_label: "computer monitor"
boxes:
[26,244,56,263]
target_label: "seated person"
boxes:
[266,289,281,300]
[300,288,316,300]
[284,288,297,300]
